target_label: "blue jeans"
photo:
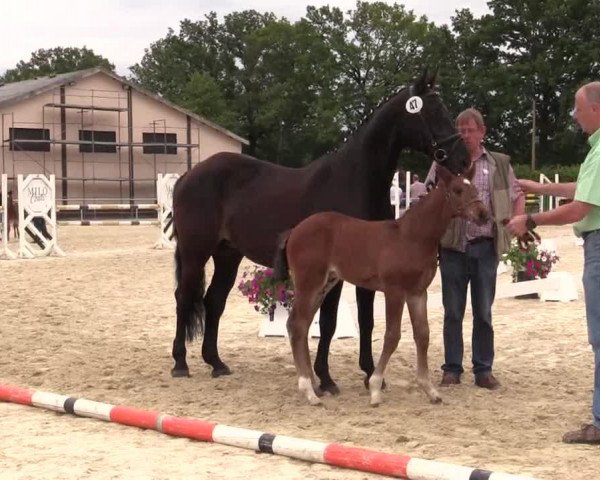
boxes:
[440,240,498,376]
[582,229,600,427]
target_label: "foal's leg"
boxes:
[313,280,343,396]
[406,292,442,404]
[369,292,404,406]
[202,242,243,377]
[288,289,322,405]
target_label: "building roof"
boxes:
[0,67,248,145]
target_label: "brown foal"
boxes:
[275,164,488,406]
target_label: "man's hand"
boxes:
[517,179,543,194]
[506,214,529,237]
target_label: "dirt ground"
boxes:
[1,225,598,479]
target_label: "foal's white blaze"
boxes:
[462,178,471,185]
[299,376,321,405]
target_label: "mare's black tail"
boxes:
[273,230,290,282]
[173,222,206,341]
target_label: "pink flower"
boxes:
[237,266,295,314]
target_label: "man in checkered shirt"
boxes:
[425,108,524,390]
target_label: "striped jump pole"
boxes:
[56,204,159,211]
[58,220,159,226]
[0,384,538,480]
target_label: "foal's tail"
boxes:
[273,230,291,282]
[173,225,206,341]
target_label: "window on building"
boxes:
[9,128,50,152]
[142,132,177,154]
[79,130,117,153]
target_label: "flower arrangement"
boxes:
[502,238,559,282]
[237,266,294,316]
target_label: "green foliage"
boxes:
[129,2,452,166]
[395,151,431,180]
[304,2,438,130]
[1,47,114,83]
[512,164,580,182]
[180,72,238,130]
[447,0,600,165]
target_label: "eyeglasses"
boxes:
[458,127,480,134]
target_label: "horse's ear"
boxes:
[412,67,429,95]
[436,164,452,185]
[427,67,439,89]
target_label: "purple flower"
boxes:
[237,266,295,314]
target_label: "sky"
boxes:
[0,0,491,76]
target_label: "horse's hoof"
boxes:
[171,368,190,378]
[211,365,232,378]
[318,383,341,396]
[430,396,443,404]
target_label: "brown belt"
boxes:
[467,236,493,245]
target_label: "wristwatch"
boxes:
[526,213,537,231]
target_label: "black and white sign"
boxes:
[405,96,423,114]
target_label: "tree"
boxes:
[180,72,238,131]
[445,0,600,165]
[129,2,475,167]
[1,47,114,83]
[305,1,443,130]
[131,10,335,164]
[130,14,225,101]
[131,11,281,158]
[243,17,341,165]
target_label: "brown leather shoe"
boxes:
[440,372,461,386]
[563,424,600,444]
[475,373,500,390]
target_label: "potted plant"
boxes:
[238,266,294,320]
[501,238,560,298]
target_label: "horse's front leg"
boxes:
[369,291,404,406]
[313,281,343,395]
[202,245,242,377]
[356,286,379,388]
[406,291,442,404]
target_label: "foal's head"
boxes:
[437,164,489,225]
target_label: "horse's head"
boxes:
[392,68,470,175]
[437,164,488,225]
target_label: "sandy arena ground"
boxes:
[1,224,599,479]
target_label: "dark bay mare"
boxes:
[171,70,470,393]
[274,164,488,406]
